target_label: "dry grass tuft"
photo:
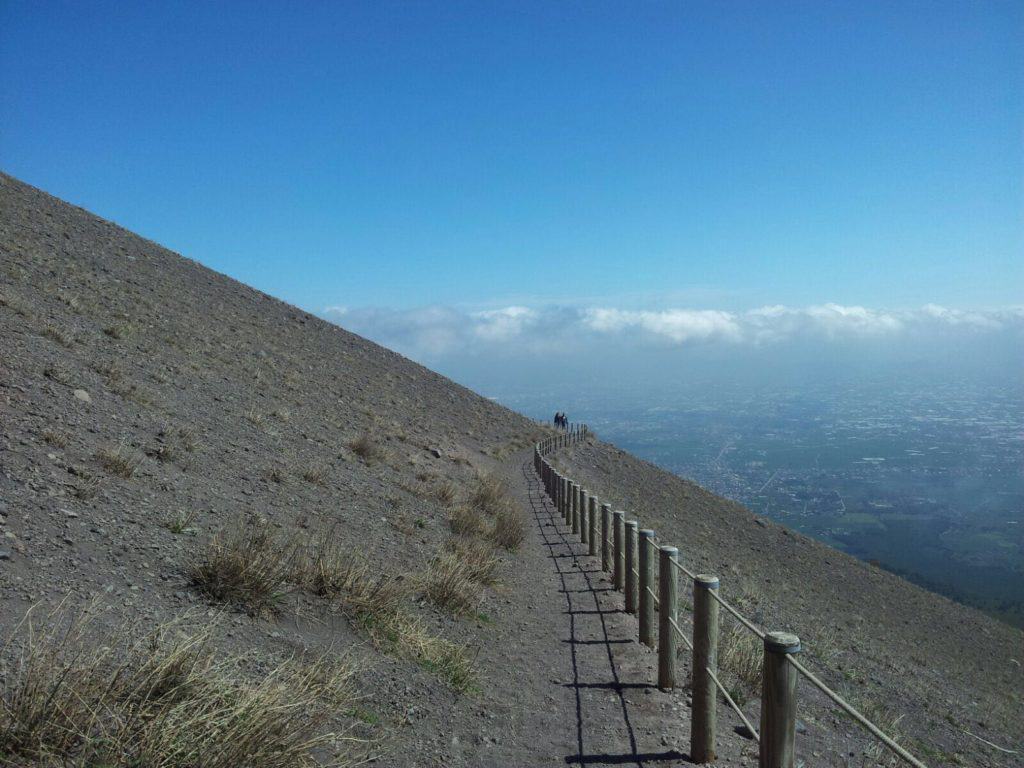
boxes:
[445,537,499,586]
[488,504,526,551]
[0,606,359,767]
[433,480,458,506]
[422,552,480,616]
[190,518,295,616]
[290,535,474,691]
[468,473,510,516]
[349,433,385,464]
[42,429,68,448]
[97,441,144,478]
[102,322,132,340]
[448,504,487,537]
[42,362,73,385]
[42,322,75,347]
[717,622,763,705]
[301,465,328,486]
[164,509,198,535]
[394,614,477,692]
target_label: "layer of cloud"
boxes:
[322,303,1024,359]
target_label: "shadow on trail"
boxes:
[521,459,693,767]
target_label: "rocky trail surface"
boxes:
[433,449,757,768]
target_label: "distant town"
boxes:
[508,374,1024,627]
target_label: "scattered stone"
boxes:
[72,389,91,403]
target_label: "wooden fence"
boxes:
[534,426,928,768]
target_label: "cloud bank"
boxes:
[322,303,1024,360]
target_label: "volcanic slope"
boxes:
[0,172,566,766]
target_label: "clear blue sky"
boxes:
[2,1,1021,314]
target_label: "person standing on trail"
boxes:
[553,412,561,428]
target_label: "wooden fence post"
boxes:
[691,574,720,763]
[658,546,678,690]
[624,521,639,614]
[638,529,655,647]
[579,490,590,545]
[562,477,569,525]
[587,496,598,556]
[760,632,801,768]
[572,483,581,535]
[612,511,625,591]
[601,503,612,571]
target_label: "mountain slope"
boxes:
[0,172,548,765]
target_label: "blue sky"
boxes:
[2,1,1021,336]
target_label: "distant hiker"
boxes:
[553,412,561,428]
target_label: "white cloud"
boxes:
[321,303,1023,359]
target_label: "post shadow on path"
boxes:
[520,460,693,767]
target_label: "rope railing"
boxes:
[706,666,760,742]
[532,428,930,768]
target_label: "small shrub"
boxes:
[190,518,295,616]
[349,433,385,464]
[97,441,144,478]
[164,509,198,534]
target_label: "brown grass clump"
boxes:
[97,441,144,478]
[301,465,328,485]
[190,518,295,616]
[433,480,458,506]
[290,534,409,620]
[0,606,359,767]
[468,473,509,515]
[422,552,480,616]
[42,429,68,448]
[488,504,526,551]
[464,474,526,551]
[394,614,477,693]
[349,433,385,464]
[445,536,499,586]
[717,622,763,705]
[41,322,74,347]
[448,504,487,537]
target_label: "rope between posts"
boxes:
[706,666,759,742]
[784,654,927,768]
[645,585,660,607]
[630,567,639,577]
[668,555,697,580]
[708,588,767,640]
[667,616,694,651]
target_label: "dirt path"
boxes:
[467,450,733,767]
